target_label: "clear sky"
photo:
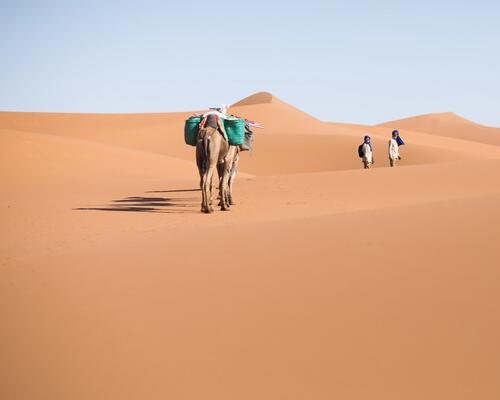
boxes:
[1,0,499,126]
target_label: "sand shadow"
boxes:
[75,189,201,213]
[145,188,201,194]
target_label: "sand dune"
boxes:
[378,111,500,146]
[1,92,500,399]
[0,128,197,193]
[2,93,499,176]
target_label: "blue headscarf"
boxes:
[363,135,372,151]
[392,129,405,146]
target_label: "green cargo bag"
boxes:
[224,118,245,145]
[184,117,201,146]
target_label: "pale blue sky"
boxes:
[1,0,499,126]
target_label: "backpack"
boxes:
[239,127,254,152]
[358,144,365,158]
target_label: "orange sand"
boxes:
[1,92,500,399]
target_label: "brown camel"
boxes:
[196,127,238,213]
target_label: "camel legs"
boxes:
[196,128,222,213]
[216,162,224,204]
[219,147,239,210]
[227,174,235,205]
[219,160,232,211]
[196,142,206,212]
[201,164,217,213]
[227,151,239,205]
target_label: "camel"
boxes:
[196,127,238,213]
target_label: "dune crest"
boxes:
[232,91,274,106]
[379,111,500,146]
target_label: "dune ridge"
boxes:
[378,111,500,146]
[232,91,275,106]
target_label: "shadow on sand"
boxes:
[74,189,200,213]
[145,188,200,194]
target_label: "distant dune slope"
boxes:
[0,128,198,197]
[378,112,500,146]
[2,94,500,176]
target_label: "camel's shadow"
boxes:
[74,188,200,214]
